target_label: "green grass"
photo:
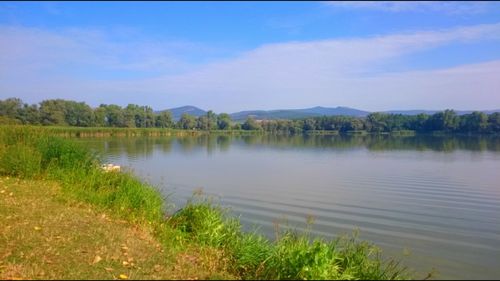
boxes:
[0,125,415,280]
[169,196,411,280]
[4,125,262,138]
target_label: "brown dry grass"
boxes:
[0,177,236,280]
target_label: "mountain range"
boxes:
[162,106,500,121]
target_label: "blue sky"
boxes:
[1,1,500,112]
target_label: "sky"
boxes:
[1,1,500,112]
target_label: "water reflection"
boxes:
[80,134,500,158]
[74,134,500,280]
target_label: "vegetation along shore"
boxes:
[1,98,499,136]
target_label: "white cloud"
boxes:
[0,26,216,76]
[1,23,500,111]
[324,1,492,15]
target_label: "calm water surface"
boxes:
[76,134,500,279]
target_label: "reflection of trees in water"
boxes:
[237,134,500,152]
[89,134,500,158]
[365,135,498,152]
[176,135,231,154]
[94,136,174,158]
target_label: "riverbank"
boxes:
[0,176,234,280]
[0,126,412,280]
[3,125,499,139]
[13,126,264,138]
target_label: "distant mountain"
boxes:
[384,110,439,115]
[230,106,370,121]
[384,109,500,115]
[159,105,500,121]
[163,106,206,120]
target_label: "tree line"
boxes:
[258,110,500,134]
[1,98,499,134]
[0,98,236,130]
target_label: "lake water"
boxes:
[76,134,500,279]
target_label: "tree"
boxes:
[488,113,500,133]
[64,101,93,127]
[217,113,232,130]
[18,103,40,125]
[39,99,67,125]
[155,111,174,128]
[242,117,262,130]
[206,110,217,130]
[195,115,209,130]
[366,113,388,133]
[408,113,429,132]
[428,110,459,131]
[460,111,488,133]
[178,113,196,129]
[93,106,107,127]
[303,119,316,131]
[0,98,23,120]
[124,104,138,127]
[102,104,126,127]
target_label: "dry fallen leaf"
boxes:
[104,267,114,272]
[93,255,103,264]
[118,274,129,279]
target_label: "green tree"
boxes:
[242,117,262,130]
[93,106,107,127]
[64,101,93,127]
[460,111,488,133]
[39,99,67,125]
[0,98,23,120]
[366,113,388,133]
[217,113,232,130]
[206,110,217,130]
[155,111,174,128]
[195,116,209,130]
[102,104,126,127]
[488,112,500,133]
[18,104,40,125]
[303,119,316,131]
[178,113,196,129]
[428,110,459,131]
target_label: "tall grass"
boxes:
[0,125,413,280]
[0,125,164,223]
[169,196,410,280]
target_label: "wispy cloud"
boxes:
[324,1,492,15]
[1,23,500,111]
[0,25,228,77]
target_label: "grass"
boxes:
[7,125,262,138]
[0,177,234,280]
[0,125,415,280]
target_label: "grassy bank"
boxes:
[0,125,413,280]
[0,176,234,280]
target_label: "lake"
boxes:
[76,134,500,280]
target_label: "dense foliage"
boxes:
[2,97,499,134]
